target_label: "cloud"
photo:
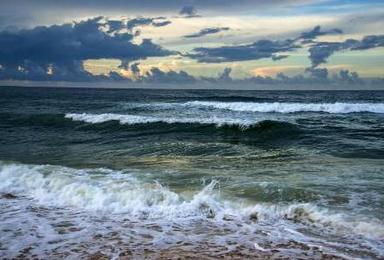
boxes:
[305,67,329,80]
[130,62,140,76]
[271,54,289,61]
[183,27,230,38]
[126,17,171,30]
[179,6,200,18]
[297,25,342,41]
[335,69,362,83]
[139,67,369,85]
[140,67,196,83]
[308,35,384,67]
[0,16,174,81]
[1,11,383,84]
[152,20,172,27]
[308,42,349,68]
[129,66,233,84]
[218,67,232,81]
[107,70,130,81]
[183,25,355,66]
[188,39,299,63]
[351,35,384,50]
[0,1,337,24]
[251,65,303,77]
[187,26,343,64]
[0,59,371,86]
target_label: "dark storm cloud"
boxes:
[188,39,299,63]
[308,35,384,67]
[183,27,230,38]
[0,16,175,81]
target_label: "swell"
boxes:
[1,161,383,240]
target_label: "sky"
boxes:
[0,0,383,86]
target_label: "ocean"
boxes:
[0,86,383,259]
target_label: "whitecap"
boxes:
[183,101,384,114]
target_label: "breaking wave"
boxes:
[1,162,383,239]
[65,113,259,127]
[182,101,384,113]
[64,113,303,141]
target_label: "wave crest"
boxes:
[65,113,257,127]
[64,113,302,140]
[183,101,384,113]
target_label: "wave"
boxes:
[1,113,301,143]
[65,113,279,128]
[182,101,384,113]
[1,161,383,240]
[65,113,302,140]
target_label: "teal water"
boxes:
[0,87,383,258]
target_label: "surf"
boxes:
[1,161,383,241]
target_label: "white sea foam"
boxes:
[0,162,226,219]
[65,113,257,127]
[183,101,384,113]
[1,162,383,239]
